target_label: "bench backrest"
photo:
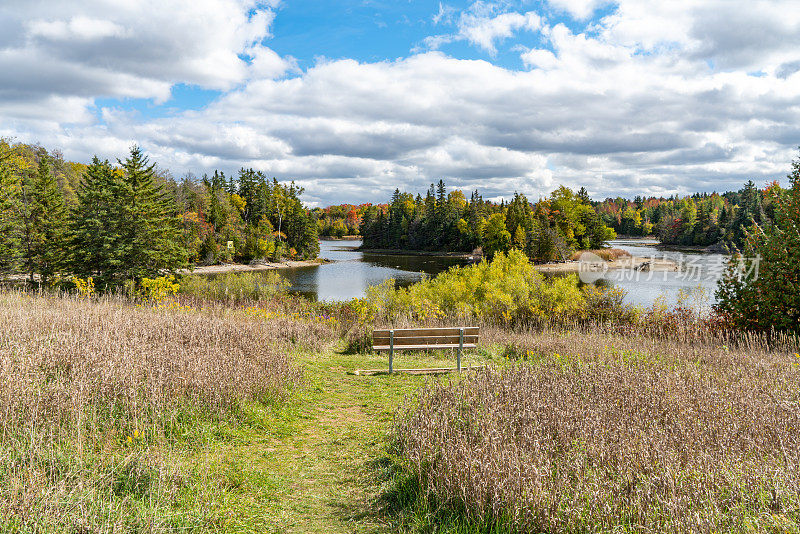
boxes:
[373,327,479,351]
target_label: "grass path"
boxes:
[187,344,492,533]
[274,347,487,532]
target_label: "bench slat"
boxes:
[374,331,479,339]
[373,327,479,337]
[374,343,478,352]
[373,335,479,345]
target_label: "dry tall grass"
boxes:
[395,326,800,532]
[0,290,330,530]
[570,248,631,262]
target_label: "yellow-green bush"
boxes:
[357,250,593,325]
[71,275,95,297]
[136,275,180,302]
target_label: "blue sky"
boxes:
[97,1,587,120]
[2,0,800,206]
[269,1,549,68]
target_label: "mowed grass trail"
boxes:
[177,344,492,533]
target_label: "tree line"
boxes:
[360,179,782,261]
[596,182,773,251]
[359,182,615,262]
[0,140,319,288]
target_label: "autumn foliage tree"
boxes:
[715,152,800,333]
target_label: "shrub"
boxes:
[343,323,374,354]
[580,283,635,323]
[136,275,180,301]
[71,275,95,297]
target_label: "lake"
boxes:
[600,239,727,311]
[282,239,728,310]
[280,239,469,301]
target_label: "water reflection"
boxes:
[281,239,469,301]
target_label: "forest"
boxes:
[313,204,366,237]
[0,139,319,287]
[596,182,774,248]
[360,183,615,261]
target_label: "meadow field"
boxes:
[1,280,798,532]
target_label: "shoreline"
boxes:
[535,255,679,274]
[186,258,329,275]
[358,247,480,260]
[658,243,728,254]
[613,236,727,254]
[319,235,361,241]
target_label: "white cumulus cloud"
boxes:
[2,0,800,206]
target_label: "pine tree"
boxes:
[19,156,67,284]
[0,142,22,274]
[68,157,127,287]
[117,146,188,282]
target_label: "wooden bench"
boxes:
[372,327,479,374]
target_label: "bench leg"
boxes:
[389,330,394,374]
[457,328,463,373]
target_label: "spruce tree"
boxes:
[69,147,188,288]
[730,180,763,249]
[68,157,127,287]
[117,146,188,282]
[0,143,22,275]
[19,156,67,284]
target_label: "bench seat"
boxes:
[374,343,478,351]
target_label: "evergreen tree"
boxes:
[69,148,188,287]
[0,141,22,274]
[117,146,188,281]
[68,157,127,287]
[715,154,800,333]
[19,156,67,284]
[730,180,762,249]
[435,180,447,215]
